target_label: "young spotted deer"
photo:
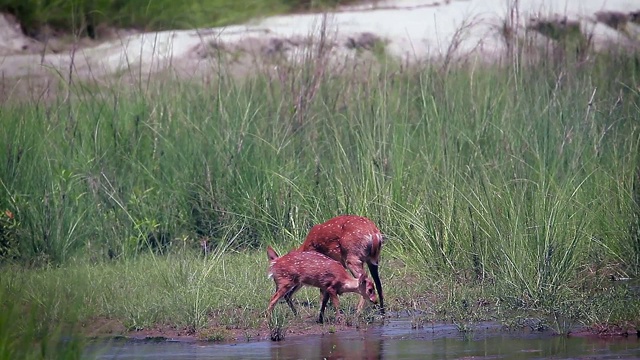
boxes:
[299,215,385,314]
[266,246,377,324]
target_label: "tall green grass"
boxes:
[0,279,85,359]
[1,38,639,336]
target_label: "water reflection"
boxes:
[88,321,640,360]
[270,330,382,359]
[382,333,640,360]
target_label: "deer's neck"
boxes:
[337,277,360,294]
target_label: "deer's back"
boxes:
[269,250,347,287]
[301,215,382,263]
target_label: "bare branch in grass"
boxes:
[292,14,335,133]
[440,16,481,75]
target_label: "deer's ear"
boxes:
[267,246,279,261]
[358,273,366,284]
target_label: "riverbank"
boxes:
[1,1,640,358]
[3,250,639,347]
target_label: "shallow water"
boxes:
[87,320,640,360]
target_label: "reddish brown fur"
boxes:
[298,215,385,313]
[266,246,377,324]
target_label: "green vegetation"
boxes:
[0,283,85,359]
[1,24,640,356]
[1,0,362,38]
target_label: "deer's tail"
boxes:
[369,233,383,265]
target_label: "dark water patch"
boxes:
[86,320,640,360]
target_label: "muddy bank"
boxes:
[84,314,381,344]
[84,313,639,346]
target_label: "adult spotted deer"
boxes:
[299,215,385,314]
[266,246,377,324]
